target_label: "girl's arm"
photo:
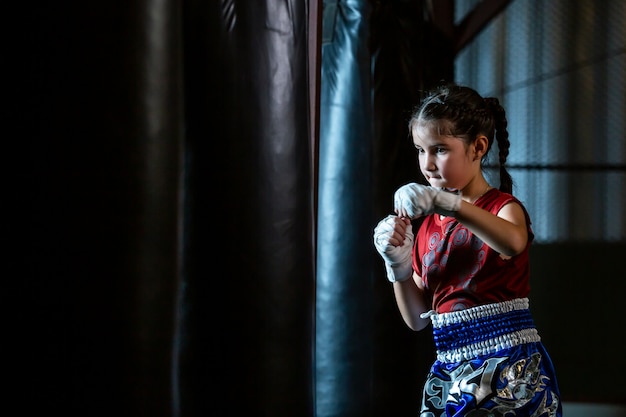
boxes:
[454,200,528,257]
[393,183,528,257]
[393,271,431,331]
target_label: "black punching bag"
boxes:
[178,1,315,416]
[27,0,184,415]
[316,1,375,416]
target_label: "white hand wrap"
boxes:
[394,183,462,218]
[373,215,414,283]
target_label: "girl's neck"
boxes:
[462,182,492,204]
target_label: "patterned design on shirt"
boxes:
[412,188,534,313]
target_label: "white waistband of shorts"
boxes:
[426,298,530,328]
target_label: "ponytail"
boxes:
[485,97,513,193]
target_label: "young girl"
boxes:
[373,84,562,416]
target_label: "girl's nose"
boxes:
[424,155,436,171]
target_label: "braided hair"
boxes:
[408,84,513,193]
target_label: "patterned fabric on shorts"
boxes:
[420,298,562,417]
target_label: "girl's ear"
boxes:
[473,135,489,160]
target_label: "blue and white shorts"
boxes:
[420,298,562,416]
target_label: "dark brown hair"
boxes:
[408,84,513,193]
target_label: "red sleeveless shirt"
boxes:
[412,188,534,313]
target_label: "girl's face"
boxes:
[412,121,480,191]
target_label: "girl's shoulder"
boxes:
[480,188,534,241]
[479,188,526,213]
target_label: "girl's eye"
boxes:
[436,147,447,154]
[415,148,425,154]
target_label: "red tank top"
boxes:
[412,188,534,313]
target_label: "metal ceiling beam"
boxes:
[427,0,513,56]
[454,0,512,54]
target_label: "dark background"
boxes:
[17,0,626,416]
